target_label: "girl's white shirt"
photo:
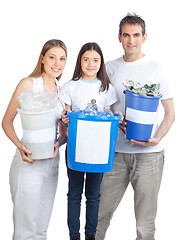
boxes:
[60,77,118,110]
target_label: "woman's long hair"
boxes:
[72,42,109,92]
[28,39,67,81]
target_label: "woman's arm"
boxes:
[2,77,34,163]
[53,121,68,159]
[53,103,71,159]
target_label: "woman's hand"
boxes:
[52,141,60,159]
[18,144,34,163]
[50,121,68,160]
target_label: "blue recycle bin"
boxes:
[67,111,121,173]
[123,90,162,141]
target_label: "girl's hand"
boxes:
[18,144,34,163]
[119,121,126,135]
[115,111,124,124]
[115,112,126,135]
[61,109,70,126]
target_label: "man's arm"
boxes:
[131,98,175,146]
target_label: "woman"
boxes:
[2,39,68,240]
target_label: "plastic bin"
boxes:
[67,111,121,172]
[17,107,56,160]
[124,90,162,141]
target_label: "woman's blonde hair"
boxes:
[29,39,67,81]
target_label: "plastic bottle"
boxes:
[103,106,114,116]
[83,99,99,115]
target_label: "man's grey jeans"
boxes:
[96,151,164,240]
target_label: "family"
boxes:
[2,13,175,240]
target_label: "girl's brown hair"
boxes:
[72,42,110,92]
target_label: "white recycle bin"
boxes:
[17,107,57,160]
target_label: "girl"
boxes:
[61,42,118,240]
[2,39,68,240]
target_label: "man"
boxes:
[96,13,175,240]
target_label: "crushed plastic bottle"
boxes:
[70,99,115,117]
[17,89,59,112]
[123,79,160,96]
[72,105,80,112]
[103,106,114,116]
[83,99,99,115]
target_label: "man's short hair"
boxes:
[119,13,146,36]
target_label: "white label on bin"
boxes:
[75,120,111,164]
[22,126,56,143]
[126,108,157,125]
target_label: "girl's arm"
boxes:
[53,121,68,159]
[61,104,72,126]
[110,104,124,121]
[2,77,34,163]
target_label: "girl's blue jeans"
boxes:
[67,167,103,237]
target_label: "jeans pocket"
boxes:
[136,151,164,176]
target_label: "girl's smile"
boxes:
[81,50,101,80]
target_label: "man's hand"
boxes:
[130,137,160,146]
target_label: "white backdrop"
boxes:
[0,0,186,239]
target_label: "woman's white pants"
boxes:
[9,150,59,240]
